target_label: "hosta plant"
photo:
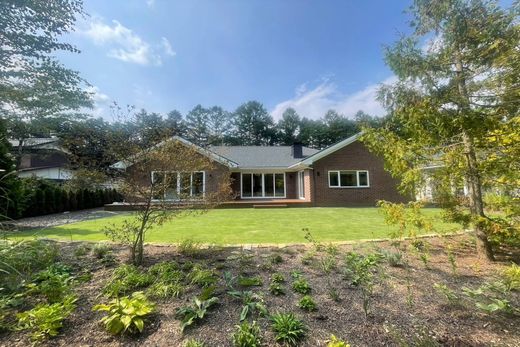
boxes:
[232,320,262,347]
[16,295,77,343]
[228,290,268,321]
[271,312,306,346]
[175,297,219,332]
[327,334,351,347]
[93,291,155,335]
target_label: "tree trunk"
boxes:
[455,50,495,261]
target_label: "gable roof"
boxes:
[288,132,362,169]
[209,145,318,168]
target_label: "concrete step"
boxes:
[253,204,288,208]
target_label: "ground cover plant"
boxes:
[1,234,519,346]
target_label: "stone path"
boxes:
[11,208,122,229]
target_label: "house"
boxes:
[110,132,408,208]
[8,137,74,181]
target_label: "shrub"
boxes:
[238,276,263,287]
[92,243,111,259]
[175,297,219,332]
[327,335,351,347]
[103,264,154,297]
[17,295,77,343]
[502,263,520,291]
[232,320,262,347]
[270,312,306,346]
[298,295,317,311]
[93,291,155,335]
[292,278,311,294]
[178,239,203,257]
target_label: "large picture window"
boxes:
[151,171,205,200]
[241,173,286,198]
[328,170,369,188]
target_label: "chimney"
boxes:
[291,142,303,159]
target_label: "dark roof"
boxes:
[209,145,319,168]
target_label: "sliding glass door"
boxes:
[241,173,285,198]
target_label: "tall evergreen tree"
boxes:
[233,101,275,145]
[185,105,210,146]
[277,108,301,145]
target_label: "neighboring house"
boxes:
[8,137,74,181]
[112,133,408,207]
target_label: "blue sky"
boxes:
[62,0,416,121]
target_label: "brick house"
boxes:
[112,133,408,207]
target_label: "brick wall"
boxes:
[311,141,409,206]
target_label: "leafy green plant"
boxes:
[232,320,262,347]
[327,335,351,347]
[175,297,219,332]
[292,278,311,294]
[17,295,76,343]
[93,291,155,335]
[502,263,520,291]
[26,263,74,303]
[298,295,317,311]
[270,253,284,265]
[327,285,341,302]
[178,239,203,257]
[148,261,182,281]
[462,282,519,315]
[446,246,457,275]
[271,272,285,283]
[291,270,303,279]
[147,282,183,299]
[184,338,206,347]
[380,249,406,267]
[320,254,337,274]
[228,290,268,321]
[103,264,154,297]
[188,263,217,288]
[270,312,306,346]
[301,250,316,265]
[433,283,460,305]
[238,276,263,287]
[269,282,285,296]
[74,244,90,257]
[92,243,111,259]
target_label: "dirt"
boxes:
[1,234,519,347]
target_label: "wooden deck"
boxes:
[104,199,312,211]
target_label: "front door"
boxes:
[298,171,305,199]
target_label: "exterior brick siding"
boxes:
[311,141,408,206]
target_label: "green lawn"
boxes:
[10,208,460,245]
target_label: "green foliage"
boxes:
[319,254,338,274]
[232,320,262,347]
[327,335,351,347]
[379,249,406,267]
[502,263,520,291]
[344,252,381,317]
[446,246,457,275]
[463,281,519,315]
[228,290,268,321]
[26,263,74,303]
[17,295,77,343]
[73,244,90,257]
[184,338,206,347]
[188,263,217,288]
[147,282,183,299]
[0,240,58,292]
[178,239,203,257]
[377,201,433,240]
[269,282,285,296]
[301,250,316,265]
[298,295,317,311]
[93,291,155,335]
[103,264,154,297]
[238,275,263,287]
[92,243,111,259]
[270,253,284,264]
[270,312,306,346]
[433,283,460,305]
[175,297,219,332]
[292,278,311,295]
[271,272,285,283]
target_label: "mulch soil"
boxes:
[1,234,519,347]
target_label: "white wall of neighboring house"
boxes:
[17,167,74,180]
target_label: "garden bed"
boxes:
[1,234,519,347]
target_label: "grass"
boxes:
[8,208,460,245]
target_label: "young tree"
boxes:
[105,119,232,265]
[362,0,520,260]
[1,0,93,157]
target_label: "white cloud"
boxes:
[80,18,175,66]
[271,76,397,120]
[85,85,111,118]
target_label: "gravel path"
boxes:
[11,208,122,229]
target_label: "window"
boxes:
[151,171,205,200]
[328,170,369,188]
[241,173,286,198]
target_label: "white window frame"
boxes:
[240,172,286,199]
[151,171,205,200]
[298,170,305,199]
[328,170,369,188]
